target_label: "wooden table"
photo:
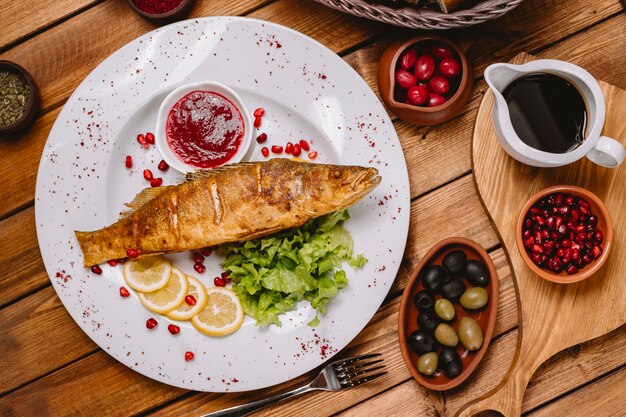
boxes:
[1,1,625,416]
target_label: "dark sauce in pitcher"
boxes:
[503,73,587,153]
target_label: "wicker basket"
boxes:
[312,0,524,30]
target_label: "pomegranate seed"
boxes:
[254,116,262,128]
[143,169,153,181]
[200,247,212,257]
[594,229,603,243]
[308,151,318,160]
[531,253,542,264]
[158,160,169,171]
[299,140,310,151]
[150,178,163,187]
[561,239,572,248]
[91,265,102,275]
[292,144,301,157]
[531,244,543,254]
[582,253,593,264]
[256,133,267,144]
[214,277,227,287]
[119,287,130,297]
[566,264,579,275]
[107,259,118,267]
[530,207,540,215]
[146,318,158,329]
[571,209,580,221]
[285,142,294,154]
[261,147,269,157]
[127,248,140,258]
[193,253,205,263]
[185,295,197,306]
[125,155,133,168]
[194,262,206,274]
[168,324,180,335]
[271,145,283,154]
[253,108,265,118]
[565,196,575,206]
[184,351,194,361]
[592,245,602,258]
[137,133,146,146]
[221,271,230,279]
[523,237,534,248]
[145,132,155,144]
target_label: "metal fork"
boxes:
[200,353,387,417]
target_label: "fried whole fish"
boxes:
[75,158,381,266]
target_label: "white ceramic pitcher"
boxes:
[484,59,625,168]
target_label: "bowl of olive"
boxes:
[398,237,499,391]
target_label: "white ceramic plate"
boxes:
[35,17,409,392]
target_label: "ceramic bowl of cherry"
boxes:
[377,35,473,126]
[516,185,613,284]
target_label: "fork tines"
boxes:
[332,353,387,388]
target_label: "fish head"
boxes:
[320,164,381,209]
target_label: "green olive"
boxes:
[434,323,459,347]
[417,352,438,376]
[458,317,483,351]
[434,298,456,321]
[460,287,489,310]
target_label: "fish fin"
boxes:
[185,161,258,181]
[119,186,171,218]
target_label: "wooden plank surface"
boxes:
[1,0,625,416]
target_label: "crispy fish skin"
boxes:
[75,158,381,266]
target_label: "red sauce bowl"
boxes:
[398,237,499,391]
[156,81,253,173]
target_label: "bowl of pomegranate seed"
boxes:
[377,35,472,126]
[516,185,613,283]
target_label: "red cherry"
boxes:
[407,85,429,106]
[427,94,446,107]
[414,54,435,81]
[431,45,454,60]
[395,69,417,90]
[399,48,417,70]
[440,58,461,78]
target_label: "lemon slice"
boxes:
[166,275,208,321]
[137,268,189,314]
[123,257,172,292]
[191,287,244,336]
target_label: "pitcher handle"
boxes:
[586,136,625,168]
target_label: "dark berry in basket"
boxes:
[413,290,435,312]
[440,279,466,301]
[421,265,446,292]
[465,259,490,287]
[442,250,467,275]
[407,330,439,354]
[417,311,440,333]
[439,347,463,378]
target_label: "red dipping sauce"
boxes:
[166,91,244,169]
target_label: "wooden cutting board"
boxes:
[457,53,626,416]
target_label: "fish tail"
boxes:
[75,219,135,267]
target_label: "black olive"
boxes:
[413,290,435,312]
[417,311,440,333]
[407,330,440,354]
[442,250,467,275]
[439,347,463,378]
[440,279,466,301]
[465,260,490,287]
[420,265,446,292]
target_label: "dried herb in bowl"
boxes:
[0,68,30,128]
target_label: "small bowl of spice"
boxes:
[127,0,194,23]
[155,80,253,174]
[0,60,39,135]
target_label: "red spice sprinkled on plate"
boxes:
[168,324,180,335]
[125,155,133,168]
[119,287,130,297]
[91,265,102,275]
[146,318,158,329]
[184,351,194,361]
[132,0,183,14]
[185,295,197,306]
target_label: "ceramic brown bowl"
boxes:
[516,185,613,284]
[398,237,499,391]
[0,60,39,135]
[377,36,473,126]
[126,0,194,23]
